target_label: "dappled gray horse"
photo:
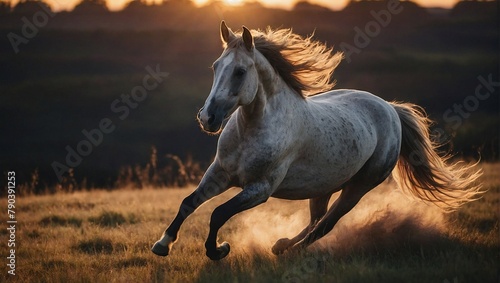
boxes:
[152,21,481,260]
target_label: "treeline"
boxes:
[0,0,497,31]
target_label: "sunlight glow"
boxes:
[10,0,462,12]
[223,0,245,6]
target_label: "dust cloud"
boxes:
[231,181,447,256]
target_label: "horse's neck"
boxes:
[240,52,305,124]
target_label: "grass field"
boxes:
[2,163,499,282]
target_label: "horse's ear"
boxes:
[220,21,236,45]
[242,26,254,52]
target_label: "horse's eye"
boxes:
[234,68,246,77]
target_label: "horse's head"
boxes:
[198,21,258,134]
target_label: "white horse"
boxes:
[152,21,482,260]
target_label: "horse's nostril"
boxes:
[208,114,215,125]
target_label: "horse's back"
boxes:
[309,89,394,112]
[308,89,400,137]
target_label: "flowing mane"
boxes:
[226,27,343,97]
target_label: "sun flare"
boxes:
[223,0,245,6]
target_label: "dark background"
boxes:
[0,0,498,190]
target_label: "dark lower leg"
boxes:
[165,191,207,239]
[272,195,331,254]
[293,187,370,249]
[205,186,269,260]
[152,187,226,256]
[153,163,232,256]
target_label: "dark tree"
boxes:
[0,0,11,14]
[73,0,109,14]
[12,0,52,14]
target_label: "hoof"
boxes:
[272,238,291,255]
[206,242,231,261]
[151,241,170,257]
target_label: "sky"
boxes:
[10,0,462,12]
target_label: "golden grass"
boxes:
[3,163,499,282]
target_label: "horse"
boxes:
[152,21,482,260]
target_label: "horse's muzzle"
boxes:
[197,107,224,134]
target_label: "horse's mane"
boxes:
[227,27,343,97]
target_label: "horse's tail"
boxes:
[390,102,483,211]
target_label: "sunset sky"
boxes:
[10,0,462,12]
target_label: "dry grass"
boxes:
[2,163,499,282]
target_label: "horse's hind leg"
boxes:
[290,184,374,251]
[152,162,233,257]
[290,147,399,251]
[272,195,332,255]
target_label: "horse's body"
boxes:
[152,22,481,260]
[220,89,400,200]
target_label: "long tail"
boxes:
[391,102,483,211]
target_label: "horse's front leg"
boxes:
[152,162,232,257]
[204,181,272,260]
